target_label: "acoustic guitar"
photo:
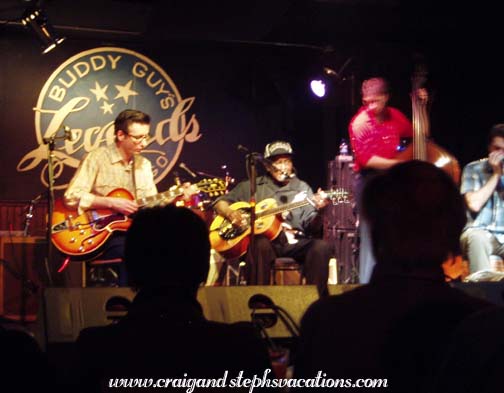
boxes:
[51,178,226,257]
[209,188,350,259]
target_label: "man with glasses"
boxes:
[64,109,157,285]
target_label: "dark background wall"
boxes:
[1,0,503,202]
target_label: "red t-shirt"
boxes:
[348,106,413,172]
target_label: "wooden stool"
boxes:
[270,257,303,285]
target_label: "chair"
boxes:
[270,257,304,285]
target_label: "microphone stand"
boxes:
[42,128,70,287]
[238,145,273,285]
[246,153,258,285]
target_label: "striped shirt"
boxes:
[64,143,157,214]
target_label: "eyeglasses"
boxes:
[126,133,149,143]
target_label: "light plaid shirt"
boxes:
[461,158,504,243]
[64,143,157,214]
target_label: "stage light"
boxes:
[21,6,65,54]
[310,79,327,98]
[308,58,353,100]
[309,67,339,98]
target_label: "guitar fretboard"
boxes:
[136,189,182,209]
[257,199,311,219]
[255,189,350,218]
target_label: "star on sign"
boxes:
[90,81,109,102]
[114,80,139,104]
[100,101,114,115]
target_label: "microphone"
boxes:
[248,293,275,309]
[179,162,197,178]
[248,293,300,337]
[248,294,280,352]
[63,126,76,141]
[42,125,76,144]
[278,171,295,181]
[22,192,44,237]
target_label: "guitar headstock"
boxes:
[324,188,352,205]
[196,178,227,198]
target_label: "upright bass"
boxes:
[396,69,461,184]
[397,68,467,281]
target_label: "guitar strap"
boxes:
[131,154,138,200]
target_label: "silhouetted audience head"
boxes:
[125,205,210,293]
[362,160,466,269]
[0,325,52,392]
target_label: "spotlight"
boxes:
[309,68,337,98]
[310,79,327,98]
[308,58,353,100]
[21,7,65,54]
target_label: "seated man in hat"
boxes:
[213,141,332,296]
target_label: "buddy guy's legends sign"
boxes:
[17,47,201,189]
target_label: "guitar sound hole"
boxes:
[219,225,247,240]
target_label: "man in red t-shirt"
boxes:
[349,77,413,282]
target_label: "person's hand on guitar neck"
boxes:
[181,182,199,201]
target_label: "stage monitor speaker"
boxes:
[0,236,47,320]
[197,286,319,338]
[38,286,321,347]
[37,287,136,346]
[327,284,360,296]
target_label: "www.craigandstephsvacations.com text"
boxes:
[108,369,388,390]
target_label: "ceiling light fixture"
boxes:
[21,6,65,54]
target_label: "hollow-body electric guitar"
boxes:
[209,188,350,259]
[52,179,226,257]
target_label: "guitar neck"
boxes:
[134,179,226,210]
[136,189,182,208]
[257,199,311,219]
